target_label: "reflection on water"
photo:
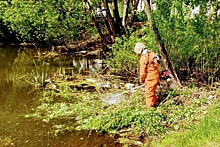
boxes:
[0,46,116,147]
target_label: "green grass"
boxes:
[152,103,220,147]
[31,75,220,146]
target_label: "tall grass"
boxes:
[24,60,48,87]
[152,103,220,147]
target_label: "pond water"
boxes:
[0,46,119,146]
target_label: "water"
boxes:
[0,46,118,147]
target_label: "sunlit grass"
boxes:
[152,103,220,147]
[30,75,220,146]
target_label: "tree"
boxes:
[142,0,220,85]
[143,0,182,87]
[122,0,130,28]
[128,0,140,27]
[83,0,141,43]
[1,0,89,45]
[84,0,182,86]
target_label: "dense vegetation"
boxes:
[152,102,220,147]
[1,0,220,146]
[0,1,219,83]
[0,0,92,45]
[107,1,220,84]
[31,75,220,146]
[1,0,218,83]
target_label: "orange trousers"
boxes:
[145,79,158,109]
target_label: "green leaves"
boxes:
[0,0,92,44]
[151,0,220,79]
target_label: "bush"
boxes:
[106,28,158,82]
[134,11,148,22]
[0,0,93,45]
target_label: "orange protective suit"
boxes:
[139,51,160,109]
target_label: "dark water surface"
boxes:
[0,46,118,147]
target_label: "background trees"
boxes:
[0,0,91,45]
[151,0,220,84]
[0,0,219,84]
[104,0,220,85]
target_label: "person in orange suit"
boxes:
[134,42,160,109]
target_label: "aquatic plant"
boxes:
[24,60,48,88]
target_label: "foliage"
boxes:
[106,28,158,81]
[134,11,148,22]
[24,60,48,87]
[0,0,219,83]
[0,0,93,44]
[152,103,220,147]
[106,34,140,78]
[31,79,220,146]
[104,0,220,83]
[152,0,220,82]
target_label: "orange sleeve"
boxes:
[139,55,148,83]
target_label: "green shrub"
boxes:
[106,28,158,81]
[134,11,148,22]
[1,0,93,44]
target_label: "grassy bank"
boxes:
[152,103,220,147]
[29,75,220,146]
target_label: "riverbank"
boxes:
[0,46,123,146]
[29,71,220,146]
[152,102,220,147]
[1,44,219,146]
[0,37,109,58]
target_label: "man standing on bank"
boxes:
[134,42,160,109]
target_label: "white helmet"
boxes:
[134,42,146,54]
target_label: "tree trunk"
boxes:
[102,0,116,41]
[112,0,122,33]
[83,0,107,50]
[143,0,182,87]
[122,0,130,28]
[128,0,140,27]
